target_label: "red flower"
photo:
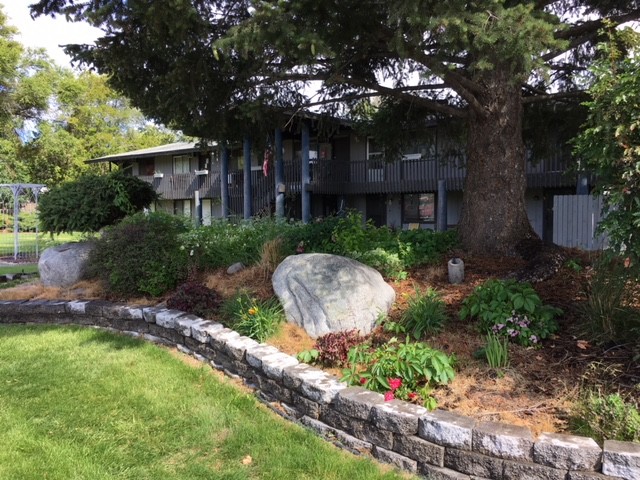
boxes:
[388,378,402,391]
[359,377,367,385]
[384,391,395,401]
[408,392,418,401]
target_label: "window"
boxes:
[138,158,155,176]
[367,138,384,164]
[173,155,191,174]
[403,193,435,223]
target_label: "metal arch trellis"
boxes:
[0,183,46,260]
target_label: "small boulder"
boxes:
[38,241,95,288]
[227,262,245,275]
[272,253,395,338]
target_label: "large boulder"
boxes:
[38,241,95,288]
[272,253,395,338]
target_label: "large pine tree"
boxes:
[30,0,640,254]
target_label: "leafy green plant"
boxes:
[38,171,158,233]
[224,291,285,342]
[314,330,368,367]
[166,282,221,318]
[565,258,583,272]
[341,337,456,410]
[484,333,509,369]
[358,248,407,280]
[460,279,561,346]
[297,349,320,364]
[401,287,448,339]
[571,390,640,443]
[87,212,189,297]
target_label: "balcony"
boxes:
[138,152,577,204]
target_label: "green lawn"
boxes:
[0,232,83,258]
[0,264,38,275]
[0,325,413,480]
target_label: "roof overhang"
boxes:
[85,141,217,164]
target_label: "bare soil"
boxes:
[2,251,639,438]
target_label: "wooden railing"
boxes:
[139,152,576,208]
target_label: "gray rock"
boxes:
[472,421,534,461]
[227,262,245,274]
[38,241,95,287]
[602,440,640,480]
[272,253,395,338]
[534,432,602,471]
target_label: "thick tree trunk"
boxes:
[458,70,536,256]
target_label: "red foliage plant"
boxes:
[314,329,369,367]
[166,282,221,319]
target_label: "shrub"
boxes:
[222,290,285,342]
[314,330,368,367]
[166,282,221,318]
[459,279,561,346]
[581,254,640,342]
[397,228,458,267]
[38,171,158,234]
[571,390,640,443]
[401,287,448,339]
[180,218,299,270]
[88,212,189,297]
[341,338,456,410]
[358,248,407,280]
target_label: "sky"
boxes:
[3,2,101,68]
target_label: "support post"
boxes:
[220,147,230,219]
[11,185,21,260]
[194,190,202,227]
[437,179,448,232]
[243,136,252,220]
[275,127,285,221]
[301,123,311,224]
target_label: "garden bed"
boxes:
[3,248,638,440]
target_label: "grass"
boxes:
[0,325,413,480]
[0,232,83,258]
[0,264,38,275]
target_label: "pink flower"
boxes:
[384,391,395,401]
[408,392,418,401]
[359,377,367,385]
[388,378,402,391]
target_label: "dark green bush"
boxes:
[38,171,158,233]
[88,212,189,297]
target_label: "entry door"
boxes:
[367,195,387,227]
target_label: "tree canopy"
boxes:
[0,4,180,186]
[29,0,640,254]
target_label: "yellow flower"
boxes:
[248,307,258,315]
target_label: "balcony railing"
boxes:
[139,152,576,206]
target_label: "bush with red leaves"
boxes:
[315,329,368,367]
[166,282,221,319]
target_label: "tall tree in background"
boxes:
[30,0,640,254]
[20,71,179,185]
[0,4,179,186]
[0,6,54,183]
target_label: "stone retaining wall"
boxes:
[0,299,638,480]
